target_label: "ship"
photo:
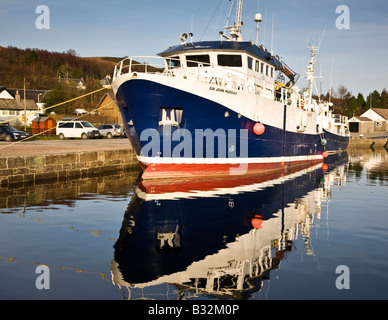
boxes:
[110,153,349,299]
[111,0,349,180]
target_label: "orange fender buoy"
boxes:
[253,122,265,135]
[251,214,263,229]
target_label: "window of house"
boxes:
[260,62,264,74]
[376,121,382,127]
[217,54,242,67]
[266,65,269,76]
[186,55,210,67]
[255,61,260,72]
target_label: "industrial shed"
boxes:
[31,116,56,136]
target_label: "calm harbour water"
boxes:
[1,149,387,300]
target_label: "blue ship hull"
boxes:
[115,79,349,179]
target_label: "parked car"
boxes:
[0,124,29,141]
[97,124,123,138]
[56,120,101,139]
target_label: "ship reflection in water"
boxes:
[111,153,348,300]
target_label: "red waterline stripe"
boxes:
[140,158,323,180]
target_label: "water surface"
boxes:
[1,149,387,300]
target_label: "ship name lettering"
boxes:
[209,87,237,95]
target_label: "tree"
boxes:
[337,84,349,101]
[366,90,381,110]
[41,82,71,114]
[380,88,388,108]
[333,84,351,114]
[353,92,367,115]
[346,96,358,118]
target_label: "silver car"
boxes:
[97,124,123,138]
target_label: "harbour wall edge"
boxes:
[0,148,140,189]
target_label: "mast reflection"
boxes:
[111,153,348,299]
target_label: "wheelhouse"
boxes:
[159,41,280,82]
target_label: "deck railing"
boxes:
[113,56,276,97]
[112,56,348,128]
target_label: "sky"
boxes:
[1,0,388,97]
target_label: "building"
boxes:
[0,87,14,99]
[31,116,56,135]
[100,75,112,88]
[348,108,388,133]
[348,116,374,133]
[59,77,86,90]
[7,88,50,111]
[96,91,123,125]
[0,88,40,126]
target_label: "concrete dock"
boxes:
[348,133,388,149]
[0,135,387,189]
[0,139,140,188]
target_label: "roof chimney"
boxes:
[15,90,20,101]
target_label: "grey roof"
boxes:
[8,88,50,102]
[32,116,53,122]
[0,98,39,110]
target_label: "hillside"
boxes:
[0,45,128,114]
[0,45,120,90]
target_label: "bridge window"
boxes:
[166,56,181,69]
[248,57,253,70]
[217,54,242,67]
[186,55,210,67]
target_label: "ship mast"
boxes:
[223,0,244,41]
[305,45,319,104]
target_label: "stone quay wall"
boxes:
[0,149,139,188]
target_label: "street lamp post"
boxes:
[24,78,27,131]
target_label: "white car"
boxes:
[56,121,101,139]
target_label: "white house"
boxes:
[0,87,14,99]
[59,77,86,90]
[360,108,388,122]
[0,88,40,126]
